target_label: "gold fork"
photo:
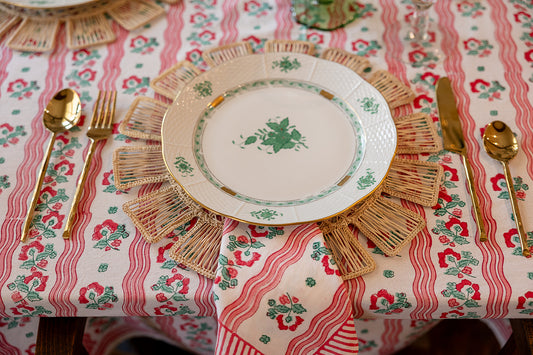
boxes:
[63,91,116,240]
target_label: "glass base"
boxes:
[401,17,442,68]
[291,0,358,31]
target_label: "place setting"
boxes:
[0,0,175,52]
[112,39,445,281]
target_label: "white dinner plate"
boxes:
[0,0,97,9]
[162,52,397,225]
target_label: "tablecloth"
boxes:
[0,0,531,354]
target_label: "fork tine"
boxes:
[106,91,117,128]
[91,91,103,126]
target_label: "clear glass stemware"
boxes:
[408,0,437,42]
[403,0,441,67]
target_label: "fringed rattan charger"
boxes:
[0,0,171,51]
[114,40,443,281]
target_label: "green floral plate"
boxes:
[0,0,97,8]
[161,52,397,225]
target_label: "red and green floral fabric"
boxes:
[0,0,532,353]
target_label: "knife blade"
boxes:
[436,77,487,242]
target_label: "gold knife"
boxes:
[436,77,487,242]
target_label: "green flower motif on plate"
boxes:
[233,117,308,154]
[358,97,379,114]
[194,80,213,98]
[272,56,301,73]
[251,208,282,221]
[259,335,271,344]
[357,168,376,190]
[174,156,194,177]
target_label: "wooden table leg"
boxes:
[36,317,88,355]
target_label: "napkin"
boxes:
[213,219,358,354]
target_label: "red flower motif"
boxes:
[490,173,505,191]
[352,39,369,51]
[42,210,64,230]
[11,291,23,303]
[78,282,105,304]
[526,49,533,63]
[19,241,45,261]
[154,304,178,315]
[130,35,149,47]
[279,294,290,305]
[369,289,395,310]
[24,271,48,292]
[504,228,517,248]
[122,75,142,89]
[438,248,461,268]
[321,255,341,276]
[198,30,215,41]
[442,164,460,182]
[40,186,57,198]
[54,160,75,175]
[470,79,490,93]
[456,279,481,300]
[517,291,533,313]
[92,219,119,241]
[156,293,167,302]
[440,309,465,319]
[234,250,261,267]
[464,38,482,50]
[165,273,190,295]
[242,35,262,46]
[72,49,90,61]
[462,266,472,275]
[249,225,269,238]
[445,217,469,237]
[275,314,304,331]
[7,79,28,92]
[227,267,238,278]
[448,298,460,308]
[157,243,174,263]
[421,72,440,86]
[413,94,433,109]
[78,68,96,81]
[237,235,248,244]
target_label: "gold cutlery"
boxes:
[483,121,530,257]
[62,91,116,240]
[436,77,487,242]
[21,89,81,243]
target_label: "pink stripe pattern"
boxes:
[287,286,357,354]
[216,323,263,355]
[219,224,320,329]
[437,0,511,319]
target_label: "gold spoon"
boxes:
[483,120,530,257]
[21,89,81,242]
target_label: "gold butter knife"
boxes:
[436,77,487,242]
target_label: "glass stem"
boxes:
[413,6,430,41]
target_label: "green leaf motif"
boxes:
[271,56,301,73]
[234,117,308,154]
[357,169,376,190]
[259,335,271,344]
[193,81,213,98]
[358,97,379,114]
[174,156,194,177]
[250,208,282,221]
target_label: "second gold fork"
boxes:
[63,91,116,240]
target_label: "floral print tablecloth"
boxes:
[0,0,531,354]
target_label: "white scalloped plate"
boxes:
[162,53,397,225]
[0,0,96,8]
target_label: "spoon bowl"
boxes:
[483,120,519,162]
[483,120,530,257]
[21,88,81,242]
